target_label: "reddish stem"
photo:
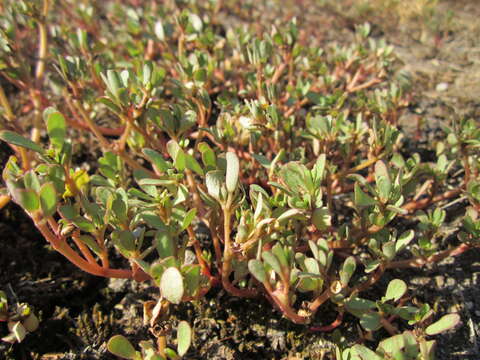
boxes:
[310,311,344,332]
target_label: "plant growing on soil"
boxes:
[107,320,192,360]
[0,1,474,358]
[0,290,39,344]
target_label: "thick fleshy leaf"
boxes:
[181,208,196,230]
[160,267,184,304]
[425,313,461,335]
[107,335,137,359]
[340,256,356,286]
[354,183,376,207]
[167,140,186,171]
[142,148,170,172]
[18,189,40,212]
[248,259,267,283]
[198,142,216,168]
[225,152,239,193]
[43,107,66,149]
[177,321,192,356]
[311,207,331,230]
[345,297,376,311]
[378,331,419,358]
[183,153,203,176]
[351,344,383,360]
[395,230,415,253]
[359,312,381,331]
[183,264,201,297]
[262,251,282,276]
[23,313,39,332]
[271,243,288,269]
[39,182,57,217]
[79,235,103,256]
[277,208,305,223]
[12,322,26,343]
[205,170,224,200]
[114,230,137,252]
[374,161,391,201]
[156,232,174,258]
[384,279,407,302]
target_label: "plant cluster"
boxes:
[1,0,477,358]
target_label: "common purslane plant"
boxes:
[1,0,476,358]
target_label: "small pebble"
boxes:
[108,278,129,292]
[446,277,456,287]
[436,82,449,92]
[465,301,474,310]
[435,275,445,288]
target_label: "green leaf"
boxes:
[277,208,306,223]
[105,69,121,98]
[351,344,383,360]
[59,204,77,220]
[425,313,460,335]
[198,142,216,168]
[79,235,103,256]
[382,241,396,261]
[154,20,165,41]
[205,170,224,200]
[374,161,391,201]
[262,251,282,276]
[23,313,39,332]
[156,232,174,258]
[160,267,184,304]
[271,243,288,269]
[107,335,138,359]
[395,230,414,253]
[183,264,200,297]
[39,183,57,217]
[167,140,186,171]
[181,208,196,230]
[359,312,381,331]
[189,13,203,32]
[252,153,271,169]
[142,148,170,172]
[384,279,407,302]
[378,331,420,358]
[185,153,204,176]
[311,207,331,230]
[98,97,122,114]
[354,183,376,207]
[340,256,356,286]
[345,297,376,311]
[279,162,309,194]
[177,321,192,357]
[304,258,320,274]
[43,107,66,149]
[225,152,239,193]
[143,62,153,86]
[248,260,267,283]
[24,171,41,192]
[12,322,26,343]
[312,154,326,182]
[193,68,207,83]
[18,189,40,212]
[0,131,44,154]
[114,230,137,252]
